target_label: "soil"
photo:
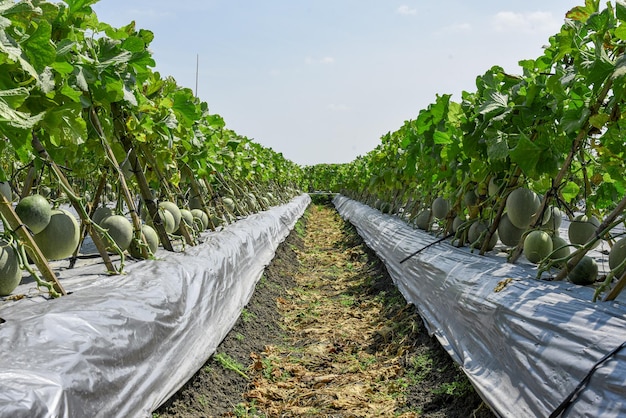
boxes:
[154,200,495,418]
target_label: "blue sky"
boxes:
[92,1,582,166]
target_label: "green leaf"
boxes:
[566,0,600,22]
[0,96,45,130]
[433,131,451,145]
[589,113,610,129]
[121,36,145,53]
[478,92,508,116]
[40,103,87,146]
[617,1,626,21]
[63,0,99,15]
[509,135,542,177]
[561,181,581,203]
[561,108,591,134]
[486,133,509,162]
[22,20,56,72]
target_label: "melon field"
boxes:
[2,0,626,417]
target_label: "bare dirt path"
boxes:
[154,201,494,417]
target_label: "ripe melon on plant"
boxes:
[100,215,133,252]
[488,177,502,197]
[152,208,176,234]
[609,237,626,277]
[415,209,432,231]
[550,235,571,262]
[176,209,194,234]
[498,213,526,247]
[129,224,159,259]
[545,206,563,231]
[506,187,540,229]
[431,197,449,219]
[0,239,21,296]
[452,216,465,233]
[159,201,182,232]
[222,197,236,213]
[468,221,498,251]
[93,206,113,225]
[33,209,80,260]
[523,230,553,264]
[567,256,598,285]
[463,190,478,208]
[15,194,52,234]
[191,208,209,231]
[568,215,600,247]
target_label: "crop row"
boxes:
[0,0,304,298]
[306,2,626,301]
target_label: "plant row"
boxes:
[0,0,304,298]
[306,1,626,301]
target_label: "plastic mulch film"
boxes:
[334,195,626,418]
[0,194,310,418]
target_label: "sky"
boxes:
[91,1,583,166]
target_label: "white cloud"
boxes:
[305,56,335,65]
[439,22,472,33]
[328,104,350,112]
[492,11,560,33]
[397,5,417,15]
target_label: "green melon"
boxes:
[550,235,571,261]
[567,256,598,285]
[468,221,498,251]
[498,213,526,247]
[431,197,449,219]
[176,209,194,234]
[129,224,159,258]
[488,177,502,197]
[0,239,21,296]
[463,190,478,208]
[146,207,176,234]
[159,209,176,234]
[523,230,553,264]
[15,194,52,234]
[100,215,133,252]
[506,187,540,229]
[93,206,113,225]
[191,208,209,230]
[568,215,600,247]
[159,201,182,232]
[543,206,563,232]
[415,209,432,231]
[609,237,626,277]
[452,216,465,233]
[222,197,236,213]
[33,209,80,260]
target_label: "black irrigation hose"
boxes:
[549,340,626,418]
[399,233,454,264]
